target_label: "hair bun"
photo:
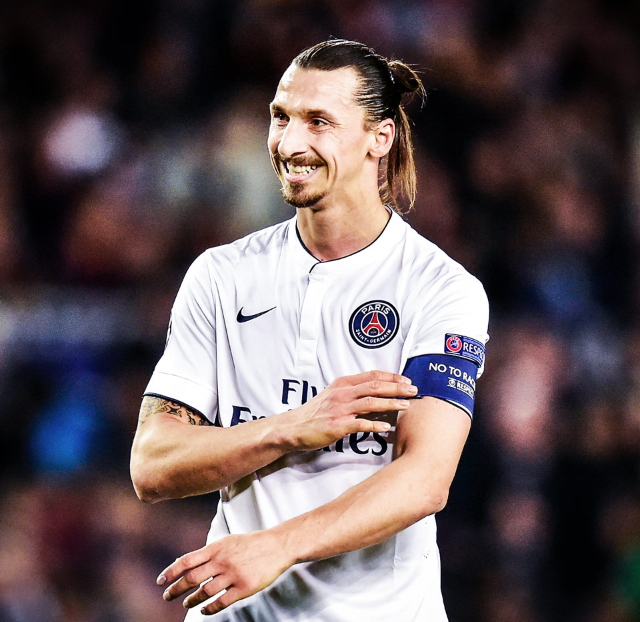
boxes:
[388,60,425,100]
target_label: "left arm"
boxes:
[159,396,471,615]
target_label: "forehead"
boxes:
[271,66,362,116]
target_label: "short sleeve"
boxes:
[401,270,489,418]
[144,252,219,422]
[405,270,489,377]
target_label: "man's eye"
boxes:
[272,112,287,122]
[311,118,328,127]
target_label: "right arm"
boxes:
[130,371,416,503]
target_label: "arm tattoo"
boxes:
[138,396,213,426]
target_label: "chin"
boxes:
[282,187,327,209]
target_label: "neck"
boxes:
[296,198,391,262]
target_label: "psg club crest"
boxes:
[349,300,399,349]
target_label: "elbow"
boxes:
[130,455,166,504]
[430,491,449,514]
[130,428,177,503]
[132,479,162,505]
[421,487,450,517]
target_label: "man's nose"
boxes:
[277,119,308,159]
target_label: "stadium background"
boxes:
[0,0,639,620]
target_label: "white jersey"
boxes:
[145,210,489,622]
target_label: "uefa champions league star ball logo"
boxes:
[349,301,399,349]
[445,334,462,353]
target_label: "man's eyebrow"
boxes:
[305,108,334,119]
[269,103,334,120]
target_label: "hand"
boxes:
[284,370,417,451]
[158,530,291,616]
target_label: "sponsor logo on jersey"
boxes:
[444,333,485,367]
[349,300,399,349]
[229,378,391,456]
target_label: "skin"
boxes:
[130,65,472,616]
[268,66,395,261]
[131,373,415,501]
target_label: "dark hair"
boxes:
[293,39,425,212]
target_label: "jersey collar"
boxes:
[288,208,405,275]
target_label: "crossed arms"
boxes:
[130,370,471,616]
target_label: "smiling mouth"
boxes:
[283,161,319,177]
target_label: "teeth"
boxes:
[287,164,318,175]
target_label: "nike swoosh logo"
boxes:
[236,306,276,323]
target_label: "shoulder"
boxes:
[179,218,292,292]
[396,221,490,369]
[198,218,293,277]
[174,219,292,304]
[399,219,488,308]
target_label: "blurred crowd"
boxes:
[0,0,639,620]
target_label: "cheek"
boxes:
[335,144,365,173]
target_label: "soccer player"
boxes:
[130,39,489,621]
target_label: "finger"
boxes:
[162,565,217,601]
[338,370,412,387]
[353,417,396,434]
[353,396,411,416]
[349,379,418,399]
[183,575,229,609]
[157,547,213,586]
[201,586,242,616]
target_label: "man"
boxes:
[131,39,489,621]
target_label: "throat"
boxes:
[296,205,391,261]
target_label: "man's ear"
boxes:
[369,118,395,159]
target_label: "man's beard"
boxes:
[272,153,327,208]
[281,182,327,208]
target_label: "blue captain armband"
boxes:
[402,354,479,419]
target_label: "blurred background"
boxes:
[0,0,639,620]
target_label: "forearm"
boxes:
[157,452,443,613]
[273,397,469,565]
[131,373,413,504]
[274,452,442,564]
[157,398,470,616]
[131,410,292,503]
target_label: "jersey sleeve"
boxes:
[144,252,219,423]
[402,270,489,418]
